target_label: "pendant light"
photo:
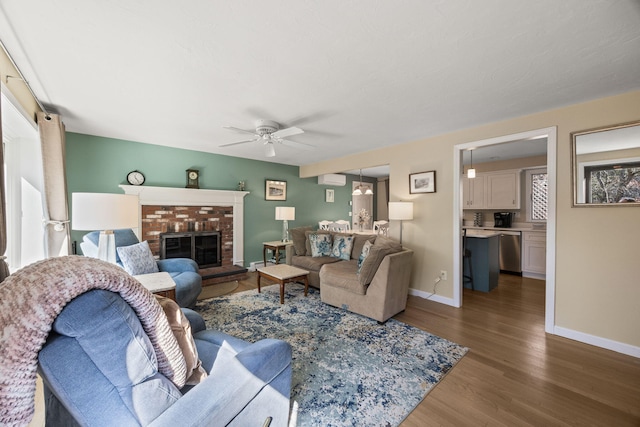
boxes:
[352,169,374,195]
[467,149,476,178]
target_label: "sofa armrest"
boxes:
[367,250,413,313]
[149,338,292,427]
[181,308,206,333]
[157,258,199,273]
[285,245,294,265]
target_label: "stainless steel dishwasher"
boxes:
[499,231,522,274]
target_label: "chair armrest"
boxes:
[181,308,206,333]
[157,258,199,273]
[149,339,292,427]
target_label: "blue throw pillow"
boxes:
[116,241,159,275]
[309,233,333,257]
[357,240,373,273]
[331,235,354,261]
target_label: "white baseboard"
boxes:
[553,326,640,358]
[408,288,457,307]
[248,260,275,272]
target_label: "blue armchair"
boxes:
[80,229,202,308]
[38,289,292,426]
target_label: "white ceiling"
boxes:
[1,1,639,167]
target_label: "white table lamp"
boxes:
[275,207,295,242]
[72,193,139,263]
[388,202,413,245]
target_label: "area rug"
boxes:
[196,284,468,427]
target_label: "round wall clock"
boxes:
[126,170,145,185]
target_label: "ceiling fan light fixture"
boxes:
[265,143,276,157]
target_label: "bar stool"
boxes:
[463,248,474,290]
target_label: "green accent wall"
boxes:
[66,132,376,266]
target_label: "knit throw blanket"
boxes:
[0,256,188,427]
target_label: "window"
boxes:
[525,168,547,222]
[2,91,45,271]
[583,161,640,203]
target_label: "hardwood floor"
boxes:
[236,273,640,426]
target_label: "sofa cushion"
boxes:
[320,260,366,295]
[305,230,331,255]
[309,233,333,257]
[331,234,354,261]
[351,234,377,260]
[358,237,403,286]
[117,241,159,275]
[290,226,313,256]
[357,240,373,272]
[292,255,340,273]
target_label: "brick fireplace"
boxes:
[119,185,249,267]
[141,205,232,266]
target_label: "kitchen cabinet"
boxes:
[463,170,521,210]
[486,171,521,209]
[522,231,546,278]
[462,175,486,209]
[464,232,500,292]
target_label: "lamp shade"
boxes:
[388,202,413,221]
[275,206,295,221]
[72,193,139,230]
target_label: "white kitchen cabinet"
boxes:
[462,175,485,209]
[522,231,546,278]
[486,171,521,209]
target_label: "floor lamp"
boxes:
[388,202,413,245]
[72,193,139,263]
[275,207,295,242]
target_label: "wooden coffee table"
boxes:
[257,264,309,304]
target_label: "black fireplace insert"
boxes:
[160,231,221,268]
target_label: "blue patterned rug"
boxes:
[196,284,468,426]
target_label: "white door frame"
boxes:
[452,126,557,334]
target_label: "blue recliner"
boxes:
[38,289,292,426]
[80,229,202,308]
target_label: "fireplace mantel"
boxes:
[119,185,249,265]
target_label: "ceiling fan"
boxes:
[220,119,315,157]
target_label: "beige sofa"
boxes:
[285,227,413,322]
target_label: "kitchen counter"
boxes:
[464,225,546,233]
[464,229,503,238]
[464,233,500,292]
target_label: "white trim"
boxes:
[553,326,640,358]
[119,185,249,266]
[453,127,557,333]
[408,288,457,307]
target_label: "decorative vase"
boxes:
[358,223,363,232]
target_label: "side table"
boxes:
[262,240,292,267]
[257,264,309,304]
[133,271,177,302]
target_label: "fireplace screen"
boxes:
[160,231,221,268]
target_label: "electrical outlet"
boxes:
[440,270,448,280]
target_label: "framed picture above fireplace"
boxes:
[265,179,287,201]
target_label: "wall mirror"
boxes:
[571,120,640,206]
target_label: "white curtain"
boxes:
[0,92,9,282]
[38,112,71,257]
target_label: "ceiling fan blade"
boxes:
[279,138,316,151]
[272,126,304,139]
[223,126,259,136]
[219,138,257,147]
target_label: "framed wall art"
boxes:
[265,179,287,201]
[409,170,436,194]
[325,189,335,203]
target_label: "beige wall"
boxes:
[301,90,640,349]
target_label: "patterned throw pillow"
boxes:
[309,233,333,257]
[116,241,159,275]
[357,240,373,272]
[331,235,354,261]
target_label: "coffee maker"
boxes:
[494,212,513,228]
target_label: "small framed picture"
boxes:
[326,189,335,203]
[265,179,287,201]
[409,170,436,194]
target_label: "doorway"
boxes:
[453,127,557,333]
